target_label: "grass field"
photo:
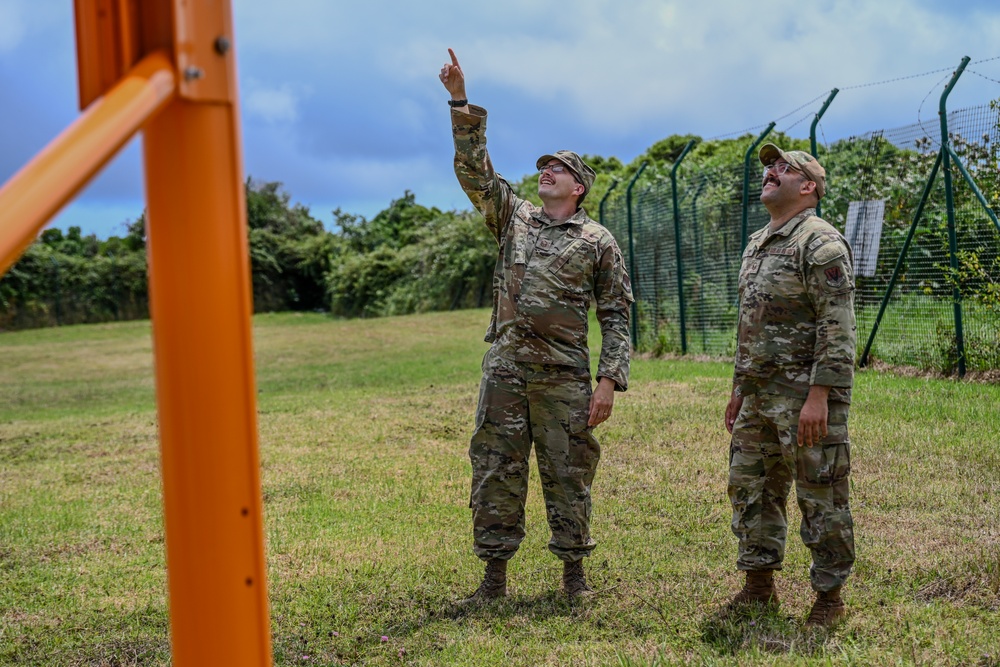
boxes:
[1,309,999,666]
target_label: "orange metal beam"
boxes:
[144,95,272,666]
[0,51,174,277]
[142,2,271,661]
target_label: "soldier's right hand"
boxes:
[439,48,467,99]
[725,390,743,434]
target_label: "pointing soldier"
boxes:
[724,144,857,628]
[439,48,633,600]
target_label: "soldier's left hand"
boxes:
[797,390,829,447]
[588,377,616,427]
[439,48,466,97]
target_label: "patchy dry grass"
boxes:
[1,309,999,666]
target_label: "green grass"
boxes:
[1,309,999,666]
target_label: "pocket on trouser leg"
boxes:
[797,441,855,585]
[567,404,600,485]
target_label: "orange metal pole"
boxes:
[142,55,272,667]
[0,51,174,277]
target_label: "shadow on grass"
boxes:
[272,589,613,664]
[440,589,596,622]
[698,604,832,658]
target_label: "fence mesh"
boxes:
[602,102,1000,374]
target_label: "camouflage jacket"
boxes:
[451,105,633,390]
[734,209,856,402]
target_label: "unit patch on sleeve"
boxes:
[824,265,846,288]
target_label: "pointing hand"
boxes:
[439,47,466,99]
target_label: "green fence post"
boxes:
[690,179,708,353]
[859,152,943,367]
[671,140,696,354]
[810,88,839,219]
[626,162,648,348]
[741,123,776,252]
[598,178,620,229]
[940,56,971,377]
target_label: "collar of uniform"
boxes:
[770,207,816,237]
[531,207,589,227]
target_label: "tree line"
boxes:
[0,180,499,331]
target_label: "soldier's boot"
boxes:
[804,587,846,629]
[563,560,595,598]
[724,570,780,612]
[459,559,507,605]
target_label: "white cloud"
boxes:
[244,81,310,123]
[0,1,26,52]
[387,0,1000,136]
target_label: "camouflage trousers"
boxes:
[728,393,855,592]
[469,347,600,563]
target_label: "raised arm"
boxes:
[440,48,515,241]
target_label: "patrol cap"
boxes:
[758,143,827,199]
[536,150,597,200]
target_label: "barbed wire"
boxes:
[779,109,817,134]
[916,72,958,148]
[967,69,1000,86]
[708,91,833,140]
[839,65,957,91]
[708,122,773,141]
[707,57,1000,146]
[772,91,834,123]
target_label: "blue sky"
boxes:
[3,0,1000,238]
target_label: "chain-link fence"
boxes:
[602,101,1000,374]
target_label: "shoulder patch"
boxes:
[808,237,825,250]
[824,265,847,288]
[811,241,847,265]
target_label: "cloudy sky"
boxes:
[3,0,1000,238]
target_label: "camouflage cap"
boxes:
[758,143,827,199]
[536,150,597,201]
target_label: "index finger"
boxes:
[448,47,460,67]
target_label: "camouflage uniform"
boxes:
[729,208,857,592]
[452,104,633,562]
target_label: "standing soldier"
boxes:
[439,49,633,600]
[723,144,857,628]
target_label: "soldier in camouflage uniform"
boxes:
[439,49,633,601]
[723,143,856,628]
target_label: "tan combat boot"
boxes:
[563,560,594,598]
[724,570,780,611]
[804,587,846,628]
[460,559,507,604]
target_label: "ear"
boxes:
[572,183,585,198]
[800,180,817,197]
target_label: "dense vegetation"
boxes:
[0,182,496,330]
